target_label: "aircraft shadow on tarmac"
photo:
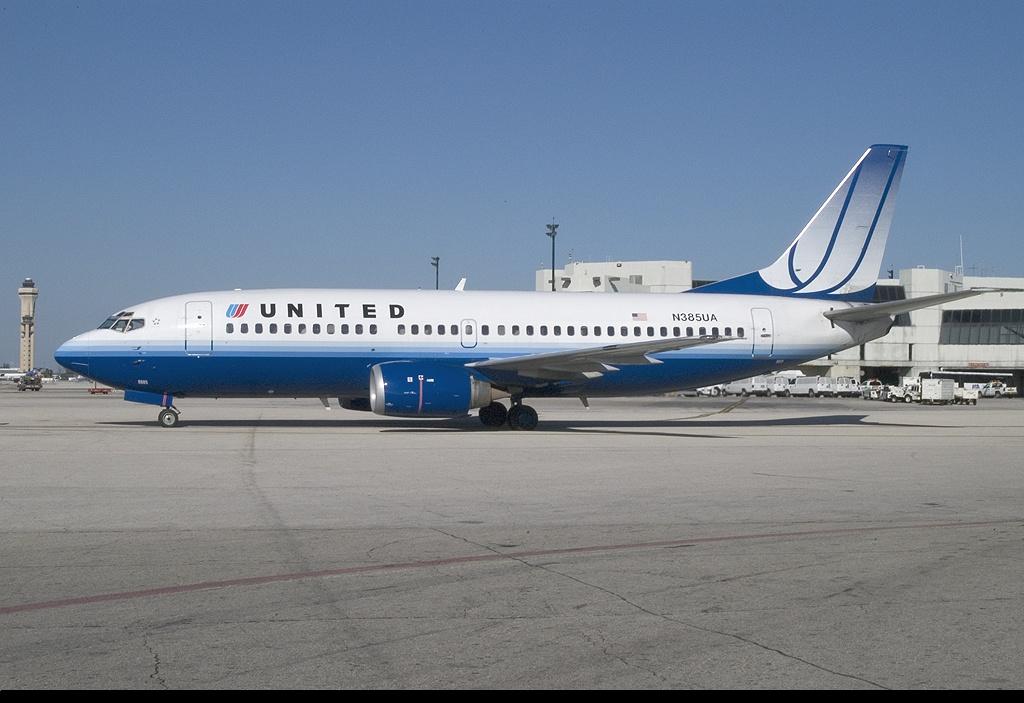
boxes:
[98,414,945,439]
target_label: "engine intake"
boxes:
[369,362,504,417]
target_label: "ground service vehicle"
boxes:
[17,374,42,391]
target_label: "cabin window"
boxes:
[464,324,473,336]
[437,324,445,335]
[424,324,432,335]
[298,324,307,334]
[512,325,520,335]
[673,326,680,337]
[341,324,349,334]
[113,319,129,332]
[255,323,264,333]
[580,326,588,336]
[540,326,548,336]
[711,327,719,336]
[594,326,601,336]
[620,326,628,336]
[398,325,406,335]
[481,325,490,336]
[526,325,534,335]
[355,324,364,334]
[498,325,506,335]
[686,327,693,336]
[647,326,655,337]
[567,326,575,336]
[553,326,561,336]
[327,324,335,334]
[411,324,419,335]
[450,324,458,335]
[226,323,234,333]
[724,327,731,336]
[633,326,641,337]
[283,324,292,334]
[699,327,706,336]
[370,324,378,334]
[240,323,249,333]
[126,319,145,332]
[270,323,278,334]
[312,324,321,334]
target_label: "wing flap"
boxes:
[467,335,735,381]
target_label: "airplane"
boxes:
[55,144,1002,429]
[0,368,27,382]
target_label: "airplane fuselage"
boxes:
[56,288,886,400]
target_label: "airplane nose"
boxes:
[54,335,92,375]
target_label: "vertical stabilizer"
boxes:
[691,144,907,301]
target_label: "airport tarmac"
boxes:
[1,385,1022,689]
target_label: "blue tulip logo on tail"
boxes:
[691,145,908,302]
[226,304,249,318]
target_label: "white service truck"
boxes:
[788,376,835,397]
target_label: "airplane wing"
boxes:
[824,288,1020,323]
[466,335,735,382]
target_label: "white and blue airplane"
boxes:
[55,144,995,428]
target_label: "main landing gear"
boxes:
[478,399,539,430]
[158,407,181,428]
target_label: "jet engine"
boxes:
[369,362,505,417]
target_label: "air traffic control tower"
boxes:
[19,278,38,371]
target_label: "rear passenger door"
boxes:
[751,307,774,357]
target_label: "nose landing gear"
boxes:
[158,407,180,428]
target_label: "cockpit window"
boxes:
[98,311,140,333]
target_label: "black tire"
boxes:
[741,389,749,397]
[158,408,180,428]
[514,404,539,430]
[808,389,816,398]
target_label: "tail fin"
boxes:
[691,144,908,302]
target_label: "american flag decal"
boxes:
[631,312,648,321]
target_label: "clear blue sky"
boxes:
[2,0,1023,366]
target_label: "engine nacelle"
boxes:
[369,362,504,417]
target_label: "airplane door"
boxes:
[185,301,214,354]
[751,307,774,357]
[460,319,478,349]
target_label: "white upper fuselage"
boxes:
[56,287,885,398]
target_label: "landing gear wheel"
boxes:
[158,408,180,428]
[507,404,538,430]
[479,402,508,427]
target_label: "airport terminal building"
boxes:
[537,262,1024,390]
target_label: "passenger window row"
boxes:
[226,323,378,335]
[225,322,745,339]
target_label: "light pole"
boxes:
[546,221,558,292]
[431,256,440,290]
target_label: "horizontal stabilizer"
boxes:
[823,288,1020,323]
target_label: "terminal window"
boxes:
[940,309,1024,345]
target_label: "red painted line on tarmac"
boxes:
[1,519,1018,616]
